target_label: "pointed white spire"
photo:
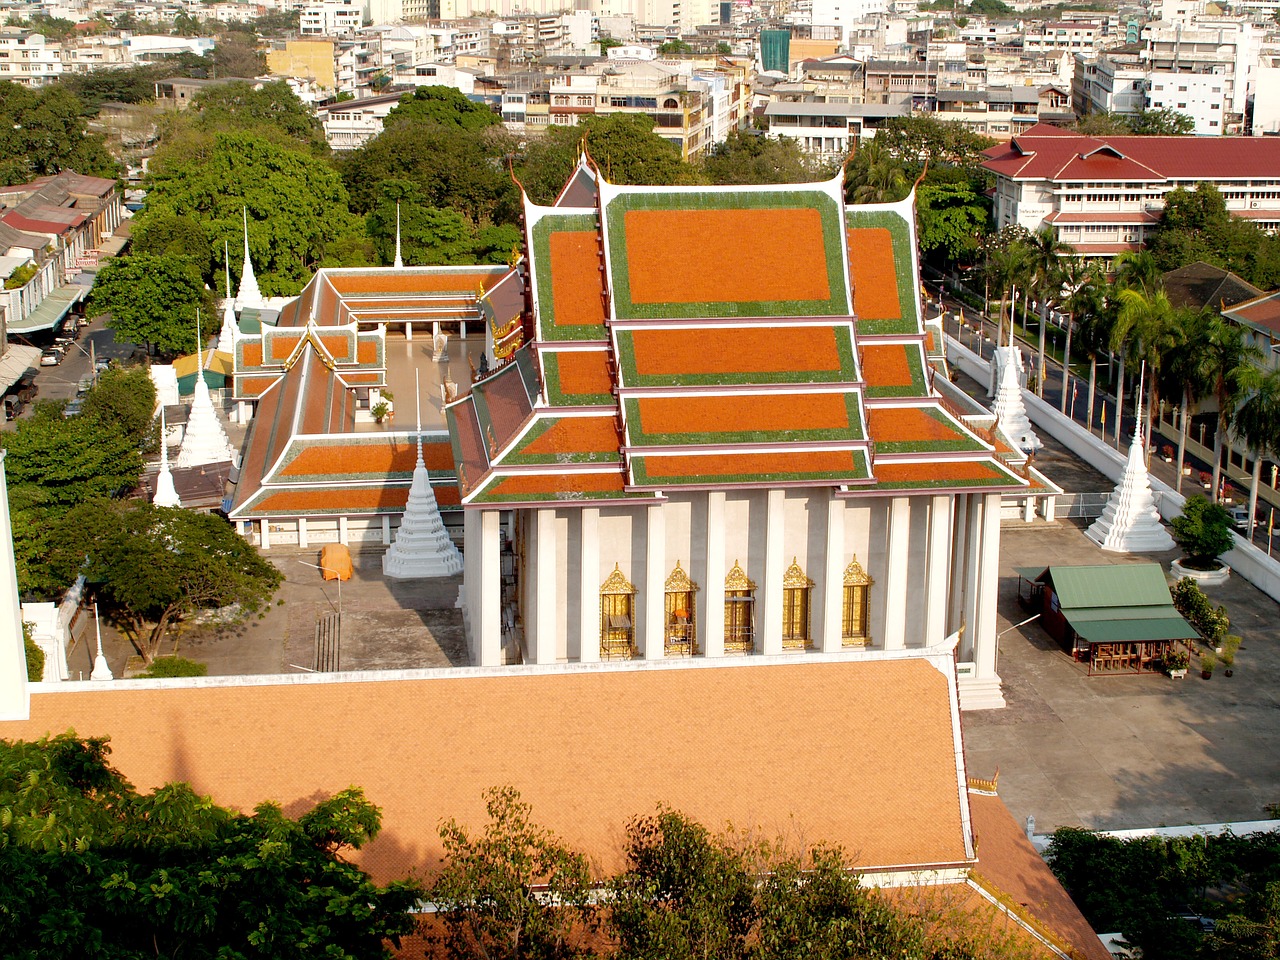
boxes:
[219,240,238,352]
[176,323,236,469]
[394,202,404,269]
[1087,363,1176,553]
[993,343,1042,454]
[382,371,463,579]
[153,408,181,508]
[236,208,263,311]
[90,603,113,682]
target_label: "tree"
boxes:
[428,786,596,960]
[69,502,283,663]
[917,174,988,264]
[143,132,369,295]
[871,114,995,171]
[982,228,1034,338]
[658,39,693,55]
[208,32,266,78]
[0,82,118,184]
[1112,287,1178,451]
[1171,494,1236,568]
[847,138,908,204]
[366,183,521,266]
[1127,108,1196,135]
[1230,368,1280,536]
[1160,307,1214,494]
[129,211,212,272]
[0,733,420,958]
[1025,227,1072,395]
[383,85,502,132]
[87,254,214,356]
[700,130,831,185]
[189,79,327,152]
[1203,316,1264,501]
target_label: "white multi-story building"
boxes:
[809,0,889,47]
[1146,71,1235,134]
[0,30,62,85]
[301,0,363,36]
[1022,19,1109,55]
[1140,16,1263,128]
[984,125,1280,255]
[1074,50,1147,116]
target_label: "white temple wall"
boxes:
[904,497,931,645]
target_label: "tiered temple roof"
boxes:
[447,161,1029,506]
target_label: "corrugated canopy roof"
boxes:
[1024,564,1199,644]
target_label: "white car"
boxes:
[1227,505,1251,531]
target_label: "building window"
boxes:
[664,560,699,656]
[600,564,637,659]
[663,97,679,108]
[841,555,874,646]
[782,558,814,650]
[723,559,756,654]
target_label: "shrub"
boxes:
[23,621,44,681]
[1170,494,1235,568]
[1171,577,1230,645]
[138,656,207,678]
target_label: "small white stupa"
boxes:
[235,208,263,312]
[218,240,238,353]
[992,328,1041,454]
[153,408,181,508]
[1087,365,1176,553]
[393,202,404,270]
[382,373,464,579]
[176,312,237,468]
[90,603,113,682]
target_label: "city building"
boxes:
[762,100,911,155]
[983,124,1280,254]
[933,85,1073,139]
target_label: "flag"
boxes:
[1101,405,1106,429]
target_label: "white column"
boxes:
[338,515,349,545]
[405,321,414,341]
[1042,495,1056,523]
[531,508,557,664]
[260,518,271,550]
[703,492,725,658]
[962,494,983,661]
[460,320,467,340]
[470,509,502,666]
[381,515,391,545]
[924,495,952,648]
[297,517,308,549]
[579,508,600,663]
[760,489,785,656]
[882,496,910,650]
[0,454,29,720]
[643,502,665,660]
[974,493,1003,680]
[821,493,844,653]
[949,493,970,636]
[433,320,441,343]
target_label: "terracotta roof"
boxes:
[1043,211,1159,224]
[1224,290,1280,336]
[471,356,538,457]
[982,124,1280,182]
[543,348,613,403]
[631,448,868,486]
[1,659,973,882]
[326,268,507,296]
[873,459,1024,490]
[548,230,607,330]
[1066,242,1142,254]
[861,342,928,397]
[627,392,860,445]
[554,159,599,208]
[618,325,854,385]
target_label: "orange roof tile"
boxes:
[521,417,619,457]
[867,407,964,444]
[553,350,613,397]
[2,659,969,883]
[848,228,902,321]
[861,344,917,388]
[640,449,859,479]
[277,440,454,479]
[637,393,852,435]
[255,488,410,512]
[237,375,277,396]
[327,270,504,296]
[549,232,606,327]
[629,326,843,377]
[241,342,263,367]
[485,470,624,497]
[270,335,301,361]
[625,208,830,305]
[875,461,1009,484]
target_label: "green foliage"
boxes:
[62,60,207,107]
[68,502,283,663]
[428,785,597,960]
[1171,576,1231,645]
[22,621,43,681]
[918,175,988,263]
[366,181,521,265]
[87,253,214,356]
[0,733,420,957]
[188,80,327,152]
[1075,109,1195,136]
[383,85,502,132]
[658,39,694,54]
[79,367,160,452]
[0,81,118,183]
[1171,495,1237,568]
[968,0,1013,13]
[3,262,37,290]
[699,130,833,185]
[143,132,368,295]
[846,138,908,204]
[873,114,996,172]
[129,212,211,273]
[1150,183,1280,290]
[137,655,208,677]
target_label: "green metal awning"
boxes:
[10,284,84,334]
[1068,613,1200,644]
[1030,563,1200,646]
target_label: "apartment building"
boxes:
[1022,19,1109,55]
[0,30,62,85]
[1073,48,1146,117]
[933,85,1073,139]
[983,125,1280,255]
[300,0,362,37]
[762,99,909,154]
[1140,16,1262,126]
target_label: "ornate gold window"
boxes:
[724,560,756,654]
[664,560,699,656]
[841,556,874,647]
[600,564,637,659]
[782,558,814,650]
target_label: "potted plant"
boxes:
[372,400,390,424]
[1220,635,1241,677]
[1200,471,1213,490]
[1162,444,1175,463]
[1163,647,1190,679]
[1200,650,1217,680]
[1170,495,1235,584]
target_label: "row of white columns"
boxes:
[465,490,1003,675]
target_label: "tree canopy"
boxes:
[0,81,118,183]
[186,79,327,152]
[382,85,503,132]
[1149,183,1280,289]
[87,253,215,356]
[1074,109,1196,136]
[699,130,833,185]
[0,733,420,959]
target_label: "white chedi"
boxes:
[992,344,1042,454]
[175,373,236,468]
[1087,413,1176,553]
[153,409,181,508]
[382,436,464,579]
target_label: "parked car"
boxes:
[4,396,24,420]
[40,347,64,366]
[1228,505,1252,532]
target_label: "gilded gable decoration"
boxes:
[601,563,636,595]
[724,560,756,592]
[664,559,699,593]
[783,557,815,589]
[844,556,874,586]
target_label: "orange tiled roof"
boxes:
[549,231,607,329]
[550,349,613,399]
[2,659,971,882]
[848,227,902,321]
[628,326,846,378]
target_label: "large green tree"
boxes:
[0,81,118,183]
[382,85,503,132]
[187,79,327,152]
[366,181,521,266]
[917,173,988,264]
[0,733,420,959]
[87,253,215,356]
[699,130,831,185]
[142,132,369,295]
[67,502,283,663]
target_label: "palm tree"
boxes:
[1204,317,1264,502]
[1026,228,1073,396]
[1107,251,1163,445]
[1232,368,1280,535]
[985,235,1033,342]
[1058,260,1101,414]
[1112,287,1178,453]
[1074,294,1114,431]
[1159,308,1213,495]
[848,140,908,204]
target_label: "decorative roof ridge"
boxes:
[523,406,618,419]
[872,449,1007,462]
[596,169,846,196]
[535,340,611,351]
[856,331,928,343]
[482,461,628,477]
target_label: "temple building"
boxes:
[220,160,1053,708]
